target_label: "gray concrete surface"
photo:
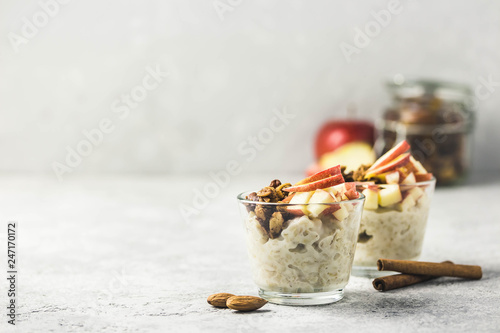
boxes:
[0,173,499,332]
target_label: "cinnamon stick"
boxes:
[373,261,453,292]
[377,259,482,280]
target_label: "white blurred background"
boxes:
[1,0,499,178]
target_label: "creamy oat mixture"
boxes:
[245,209,360,293]
[353,194,430,266]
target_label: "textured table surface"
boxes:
[0,173,499,332]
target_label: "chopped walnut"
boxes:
[254,205,272,222]
[245,179,293,238]
[269,212,284,239]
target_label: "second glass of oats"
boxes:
[352,179,436,276]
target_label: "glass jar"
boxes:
[377,79,475,186]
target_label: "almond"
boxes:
[226,296,267,312]
[207,293,235,308]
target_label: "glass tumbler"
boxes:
[352,178,436,277]
[237,192,365,305]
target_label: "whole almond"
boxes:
[226,296,267,312]
[207,293,235,308]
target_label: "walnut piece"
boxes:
[269,212,284,239]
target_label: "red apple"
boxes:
[366,140,410,173]
[315,120,374,159]
[284,174,345,192]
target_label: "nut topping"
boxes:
[269,179,281,188]
[269,212,284,239]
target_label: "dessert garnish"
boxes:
[343,140,434,185]
[244,166,360,239]
[342,140,433,211]
[347,140,437,269]
[239,165,364,301]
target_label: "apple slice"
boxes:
[397,187,424,211]
[280,193,295,203]
[284,174,344,192]
[308,189,336,218]
[321,204,341,216]
[384,171,400,184]
[378,186,402,207]
[409,156,428,174]
[344,182,355,192]
[397,193,416,211]
[344,183,360,200]
[295,165,342,185]
[345,190,359,200]
[327,183,346,195]
[415,173,433,182]
[333,203,349,221]
[406,186,424,202]
[401,172,416,184]
[355,181,376,186]
[366,140,410,173]
[365,153,411,178]
[362,188,379,210]
[287,191,314,216]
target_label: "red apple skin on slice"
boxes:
[280,194,294,203]
[287,207,305,217]
[284,174,345,192]
[344,182,355,192]
[320,203,341,216]
[366,140,410,173]
[409,156,428,174]
[295,165,342,185]
[365,153,411,178]
[415,173,433,182]
[286,192,313,216]
[345,189,360,200]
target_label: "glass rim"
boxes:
[355,177,436,187]
[236,190,365,206]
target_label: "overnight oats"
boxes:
[341,140,436,276]
[237,166,365,305]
